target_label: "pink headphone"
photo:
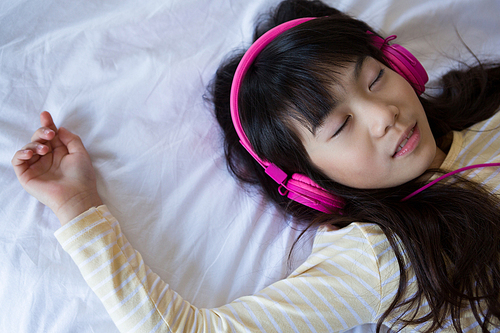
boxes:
[230,17,429,214]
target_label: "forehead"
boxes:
[328,57,363,102]
[293,57,367,135]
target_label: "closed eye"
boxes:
[332,115,351,138]
[369,69,385,90]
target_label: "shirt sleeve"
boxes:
[54,205,383,333]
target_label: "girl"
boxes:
[12,0,500,332]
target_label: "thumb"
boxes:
[58,127,88,155]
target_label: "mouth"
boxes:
[393,124,419,158]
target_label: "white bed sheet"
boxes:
[1,0,499,332]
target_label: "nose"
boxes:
[365,101,399,137]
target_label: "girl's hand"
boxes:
[12,112,102,225]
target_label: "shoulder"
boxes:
[290,222,401,312]
[290,222,391,278]
[278,223,392,323]
[311,222,392,265]
[443,108,500,187]
[462,107,500,146]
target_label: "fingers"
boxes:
[22,141,51,155]
[11,146,41,178]
[40,111,58,132]
[12,149,34,167]
[34,111,65,152]
[58,127,88,155]
[12,111,56,175]
[30,126,56,144]
[12,141,51,168]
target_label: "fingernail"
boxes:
[44,129,54,135]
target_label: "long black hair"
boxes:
[210,0,500,331]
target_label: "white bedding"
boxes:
[1,0,499,332]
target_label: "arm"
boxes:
[55,205,382,332]
[13,112,382,332]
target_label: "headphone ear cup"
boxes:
[369,33,428,95]
[285,174,344,214]
[380,42,429,95]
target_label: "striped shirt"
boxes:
[55,110,500,332]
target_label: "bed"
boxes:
[1,0,499,332]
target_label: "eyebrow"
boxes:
[353,56,367,82]
[310,56,367,137]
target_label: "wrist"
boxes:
[55,192,103,226]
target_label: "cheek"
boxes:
[310,143,383,187]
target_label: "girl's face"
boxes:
[296,57,438,189]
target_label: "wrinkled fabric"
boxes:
[1,0,499,332]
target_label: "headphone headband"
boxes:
[230,17,315,170]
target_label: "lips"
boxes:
[395,127,414,154]
[393,124,419,158]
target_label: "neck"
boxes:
[418,147,446,183]
[430,147,446,170]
